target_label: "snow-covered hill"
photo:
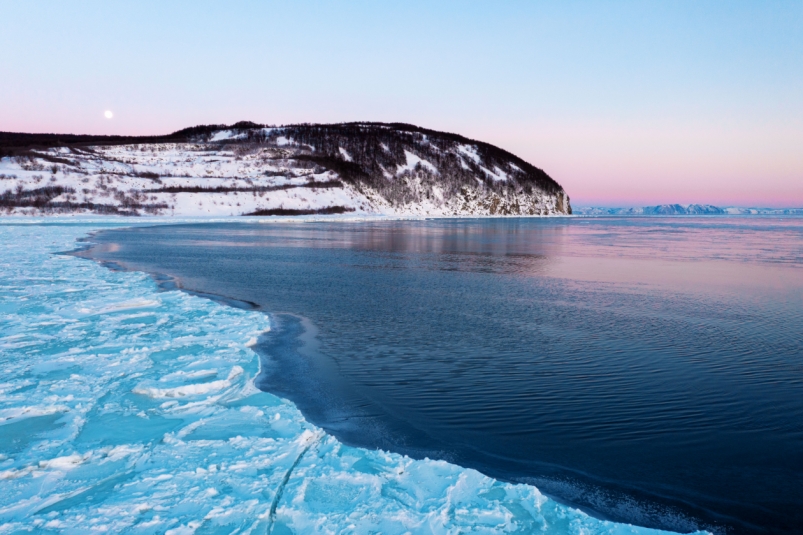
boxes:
[574,204,725,216]
[0,122,571,217]
[574,204,803,216]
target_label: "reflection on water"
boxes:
[80,217,803,535]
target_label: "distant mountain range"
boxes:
[0,122,571,217]
[574,204,803,216]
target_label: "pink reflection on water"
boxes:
[93,216,803,298]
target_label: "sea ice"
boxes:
[0,220,705,534]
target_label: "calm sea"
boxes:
[80,217,803,534]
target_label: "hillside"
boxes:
[574,205,803,216]
[575,204,725,216]
[0,122,571,217]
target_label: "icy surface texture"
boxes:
[0,221,697,534]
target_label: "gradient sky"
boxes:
[2,1,801,207]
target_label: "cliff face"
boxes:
[0,122,571,217]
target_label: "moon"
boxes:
[104,110,113,119]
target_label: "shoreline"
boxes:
[65,220,725,534]
[56,221,704,534]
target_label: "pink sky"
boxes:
[490,120,803,207]
[2,2,801,208]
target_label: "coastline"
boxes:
[0,219,705,534]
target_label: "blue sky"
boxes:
[2,1,801,206]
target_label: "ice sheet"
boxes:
[0,221,703,534]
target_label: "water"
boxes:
[1,219,690,535]
[77,216,803,534]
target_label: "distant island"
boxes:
[574,204,803,216]
[0,122,571,217]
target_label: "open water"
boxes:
[79,216,803,534]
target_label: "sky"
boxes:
[2,1,801,207]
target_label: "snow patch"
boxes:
[210,130,238,142]
[396,150,438,175]
[482,165,508,182]
[458,144,481,164]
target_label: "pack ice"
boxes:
[0,220,701,534]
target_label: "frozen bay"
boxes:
[0,219,694,534]
[76,217,803,534]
